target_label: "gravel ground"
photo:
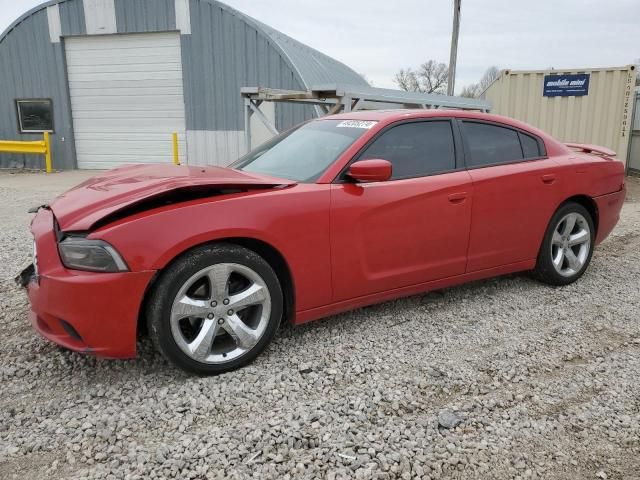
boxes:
[1,170,639,480]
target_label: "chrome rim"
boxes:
[170,263,271,364]
[551,212,591,277]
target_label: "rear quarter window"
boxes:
[519,132,543,159]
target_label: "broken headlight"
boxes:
[58,237,129,273]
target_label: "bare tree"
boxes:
[394,60,449,94]
[478,66,500,92]
[459,84,481,98]
[419,60,449,94]
[459,66,501,98]
[395,69,420,92]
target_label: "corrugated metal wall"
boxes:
[59,0,86,35]
[0,8,77,168]
[183,0,308,132]
[114,0,176,33]
[0,0,346,169]
[484,66,637,166]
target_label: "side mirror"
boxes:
[347,159,392,183]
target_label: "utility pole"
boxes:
[447,0,461,96]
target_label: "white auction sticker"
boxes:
[336,120,377,129]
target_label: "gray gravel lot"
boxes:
[1,170,639,480]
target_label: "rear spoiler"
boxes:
[566,143,616,157]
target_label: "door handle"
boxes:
[541,174,556,184]
[448,192,467,203]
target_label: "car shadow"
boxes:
[5,271,551,394]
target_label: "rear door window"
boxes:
[462,121,524,167]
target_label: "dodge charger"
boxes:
[19,110,626,374]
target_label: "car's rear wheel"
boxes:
[534,202,594,286]
[147,244,283,374]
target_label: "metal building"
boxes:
[483,66,637,168]
[0,0,367,170]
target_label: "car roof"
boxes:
[320,109,556,144]
[324,108,511,124]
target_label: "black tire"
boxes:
[534,202,595,286]
[146,243,283,375]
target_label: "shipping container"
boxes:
[629,88,640,173]
[484,66,637,168]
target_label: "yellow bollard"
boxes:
[172,132,180,165]
[43,132,52,174]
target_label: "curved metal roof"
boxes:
[250,19,368,88]
[0,0,368,89]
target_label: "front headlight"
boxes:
[58,237,129,272]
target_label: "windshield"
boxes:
[231,119,376,182]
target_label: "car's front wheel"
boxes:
[147,244,283,374]
[534,202,595,286]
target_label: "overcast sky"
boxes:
[1,0,638,92]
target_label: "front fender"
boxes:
[148,226,289,271]
[90,185,332,312]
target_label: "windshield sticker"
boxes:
[336,120,377,129]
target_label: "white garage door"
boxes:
[65,32,187,169]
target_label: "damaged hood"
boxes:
[49,164,295,231]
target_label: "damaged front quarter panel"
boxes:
[47,164,296,232]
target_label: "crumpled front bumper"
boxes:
[16,263,35,288]
[21,208,155,358]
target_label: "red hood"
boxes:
[49,164,295,231]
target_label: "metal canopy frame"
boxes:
[241,84,491,152]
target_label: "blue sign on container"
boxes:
[543,73,590,97]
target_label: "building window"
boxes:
[16,99,54,133]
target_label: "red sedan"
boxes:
[21,110,626,374]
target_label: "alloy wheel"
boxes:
[170,263,271,364]
[550,212,591,278]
